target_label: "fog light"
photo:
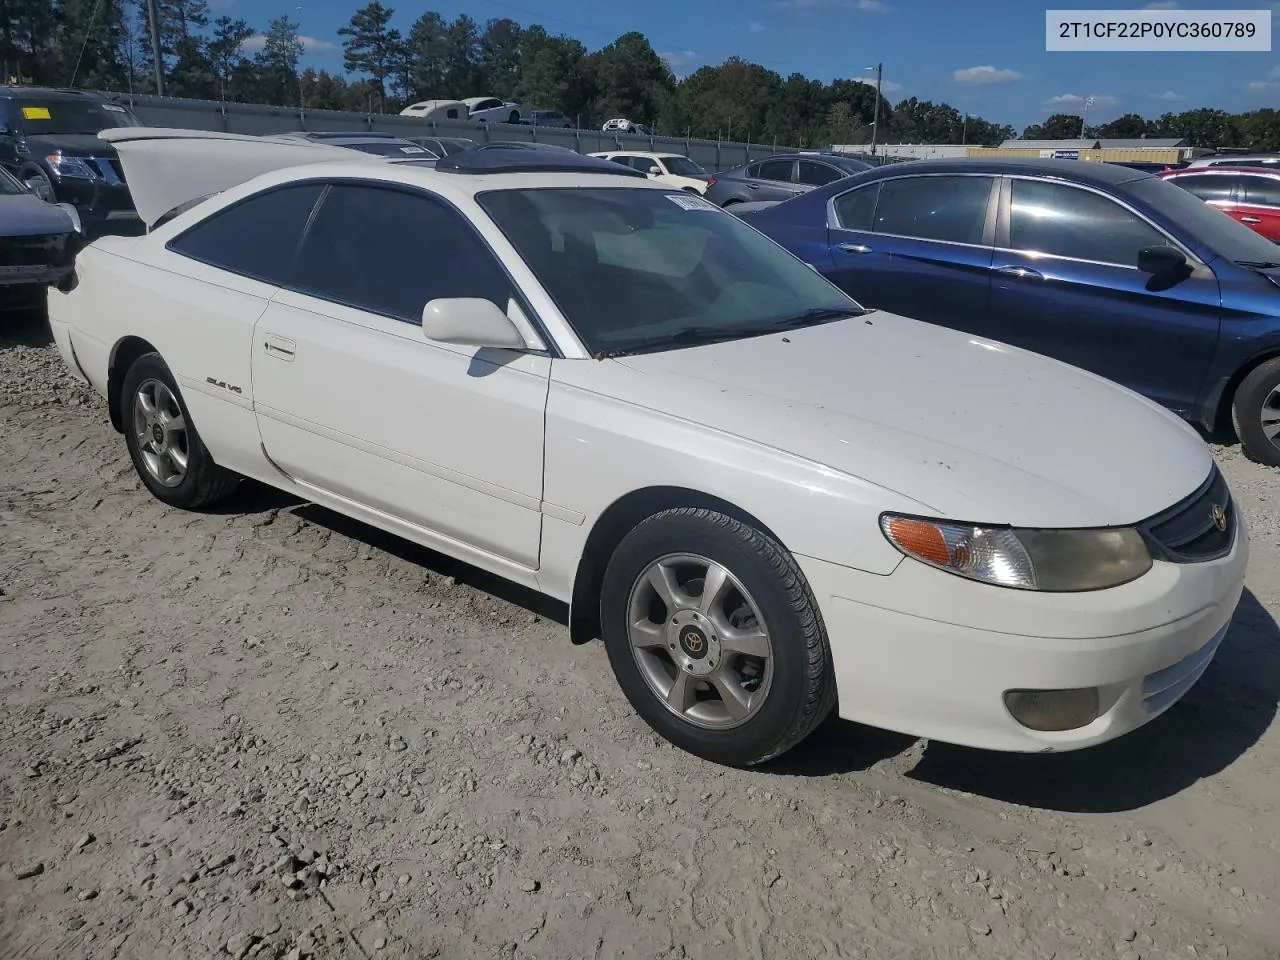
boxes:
[1003,688,1100,732]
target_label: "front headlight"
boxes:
[880,514,1152,592]
[45,153,97,180]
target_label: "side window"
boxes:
[796,161,843,187]
[1009,178,1168,266]
[290,184,514,323]
[744,163,761,178]
[832,183,880,231]
[1170,174,1236,202]
[1241,176,1280,208]
[167,183,324,284]
[872,176,992,245]
[756,159,794,182]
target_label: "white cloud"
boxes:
[1044,93,1118,109]
[240,34,336,54]
[1152,90,1186,101]
[952,65,1021,86]
[659,49,699,70]
[855,0,890,10]
[748,20,765,32]
[851,75,904,94]
[1143,1,1180,9]
[1248,80,1278,92]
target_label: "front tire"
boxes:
[121,352,240,508]
[1232,357,1280,467]
[600,507,836,766]
[508,110,520,124]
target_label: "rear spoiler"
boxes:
[99,128,359,228]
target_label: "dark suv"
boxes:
[0,86,142,227]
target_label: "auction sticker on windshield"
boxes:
[666,194,718,211]
[1047,9,1270,51]
[21,106,51,120]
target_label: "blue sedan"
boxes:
[739,158,1280,465]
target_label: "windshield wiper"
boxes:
[592,307,862,359]
[1236,260,1280,269]
[761,306,865,330]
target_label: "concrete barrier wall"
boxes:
[111,93,800,172]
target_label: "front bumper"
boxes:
[799,511,1249,752]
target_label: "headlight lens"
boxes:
[880,514,1152,591]
[45,153,97,180]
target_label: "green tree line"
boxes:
[3,0,1279,149]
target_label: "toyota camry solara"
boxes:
[48,130,1247,767]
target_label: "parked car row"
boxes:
[47,132,1248,768]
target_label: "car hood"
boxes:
[594,313,1212,527]
[0,193,76,237]
[24,133,116,157]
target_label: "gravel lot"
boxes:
[2,308,1278,960]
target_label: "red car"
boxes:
[1158,167,1280,242]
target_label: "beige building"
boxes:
[966,138,1207,164]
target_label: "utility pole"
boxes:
[145,0,165,96]
[961,112,968,145]
[866,62,883,156]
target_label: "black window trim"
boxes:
[164,180,327,287]
[993,174,1203,271]
[825,172,1000,249]
[284,178,560,358]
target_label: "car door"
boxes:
[824,174,999,334]
[748,159,802,202]
[1236,174,1280,242]
[986,175,1222,416]
[251,182,550,570]
[1165,172,1241,220]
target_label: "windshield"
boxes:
[662,156,706,176]
[1131,176,1280,264]
[477,187,861,355]
[17,99,140,135]
[0,165,26,195]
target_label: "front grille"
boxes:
[1141,466,1234,562]
[0,234,68,267]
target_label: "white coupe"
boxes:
[49,129,1248,766]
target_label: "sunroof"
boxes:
[435,149,648,177]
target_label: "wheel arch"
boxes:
[1210,346,1280,436]
[107,335,161,433]
[567,485,786,645]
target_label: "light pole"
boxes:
[1078,95,1095,139]
[865,62,883,155]
[961,112,968,145]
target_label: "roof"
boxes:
[855,156,1150,186]
[999,139,1098,150]
[1099,138,1186,148]
[437,149,647,177]
[0,85,115,99]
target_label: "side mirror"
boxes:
[421,298,528,350]
[648,165,662,176]
[57,203,85,236]
[1137,245,1188,276]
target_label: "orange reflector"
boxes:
[886,518,952,566]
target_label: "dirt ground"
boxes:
[2,308,1278,960]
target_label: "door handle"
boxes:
[263,334,296,361]
[837,242,873,254]
[1241,216,1263,224]
[995,265,1044,280]
[746,182,759,189]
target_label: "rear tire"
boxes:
[600,507,836,766]
[1232,357,1280,467]
[508,110,519,124]
[121,352,240,508]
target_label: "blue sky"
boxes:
[220,0,1280,130]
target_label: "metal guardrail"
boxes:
[106,92,801,171]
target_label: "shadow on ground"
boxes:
[0,304,53,349]
[777,590,1278,812]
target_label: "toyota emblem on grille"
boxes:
[1210,503,1228,533]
